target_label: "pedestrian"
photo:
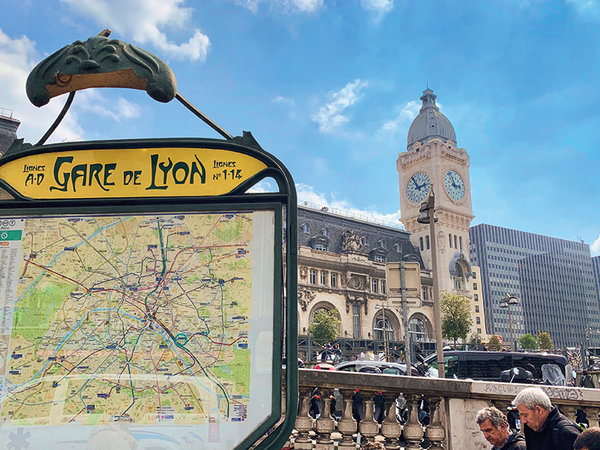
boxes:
[580,370,595,389]
[512,387,581,450]
[574,426,600,450]
[476,406,526,449]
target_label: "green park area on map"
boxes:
[1,212,253,426]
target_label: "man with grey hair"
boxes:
[476,406,526,449]
[512,386,581,450]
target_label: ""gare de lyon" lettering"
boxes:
[49,153,207,192]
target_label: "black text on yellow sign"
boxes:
[0,147,267,199]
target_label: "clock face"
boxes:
[444,170,465,201]
[406,172,431,203]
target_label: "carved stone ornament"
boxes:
[342,230,364,253]
[345,294,368,315]
[298,288,316,312]
[26,29,177,107]
[299,266,308,279]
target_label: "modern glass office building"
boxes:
[469,224,600,348]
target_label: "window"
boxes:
[420,237,424,251]
[322,228,329,237]
[372,279,378,293]
[381,280,386,294]
[454,235,458,249]
[352,304,361,338]
[449,234,453,248]
[374,255,387,263]
[320,271,327,285]
[374,314,393,342]
[477,328,482,334]
[378,240,386,249]
[473,283,478,290]
[459,236,463,251]
[472,272,477,279]
[301,223,310,234]
[476,317,481,325]
[426,235,430,250]
[309,269,317,284]
[475,305,480,313]
[331,272,337,288]
[422,287,429,300]
[474,294,479,301]
[314,243,328,251]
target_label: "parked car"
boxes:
[335,360,423,376]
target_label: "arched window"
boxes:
[301,223,310,234]
[374,313,394,343]
[419,237,424,251]
[408,316,428,342]
[449,233,453,248]
[426,235,430,250]
[459,236,463,250]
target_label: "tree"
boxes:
[537,332,553,351]
[440,291,473,349]
[487,335,502,351]
[519,333,537,351]
[307,309,340,345]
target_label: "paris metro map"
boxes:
[0,211,257,427]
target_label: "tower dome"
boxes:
[406,89,456,149]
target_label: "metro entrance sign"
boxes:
[0,31,297,450]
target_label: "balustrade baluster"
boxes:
[584,407,600,427]
[561,405,578,423]
[315,395,335,449]
[337,389,358,449]
[424,397,445,450]
[402,394,424,450]
[380,391,402,450]
[359,391,380,444]
[294,387,315,450]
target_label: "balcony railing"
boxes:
[284,368,600,449]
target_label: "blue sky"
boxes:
[1,0,599,254]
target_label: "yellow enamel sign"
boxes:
[0,147,268,199]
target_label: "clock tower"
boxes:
[398,89,475,296]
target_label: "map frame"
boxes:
[0,137,298,450]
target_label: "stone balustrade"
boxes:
[286,368,600,449]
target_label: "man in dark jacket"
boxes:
[513,387,581,450]
[476,406,526,449]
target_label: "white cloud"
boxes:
[60,0,210,61]
[297,183,402,228]
[592,234,600,256]
[236,0,324,13]
[360,0,394,21]
[378,100,419,137]
[312,79,368,133]
[0,29,84,144]
[75,91,141,122]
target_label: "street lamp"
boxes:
[417,191,444,378]
[386,259,413,376]
[499,294,518,351]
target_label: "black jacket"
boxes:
[522,407,581,450]
[493,431,526,450]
